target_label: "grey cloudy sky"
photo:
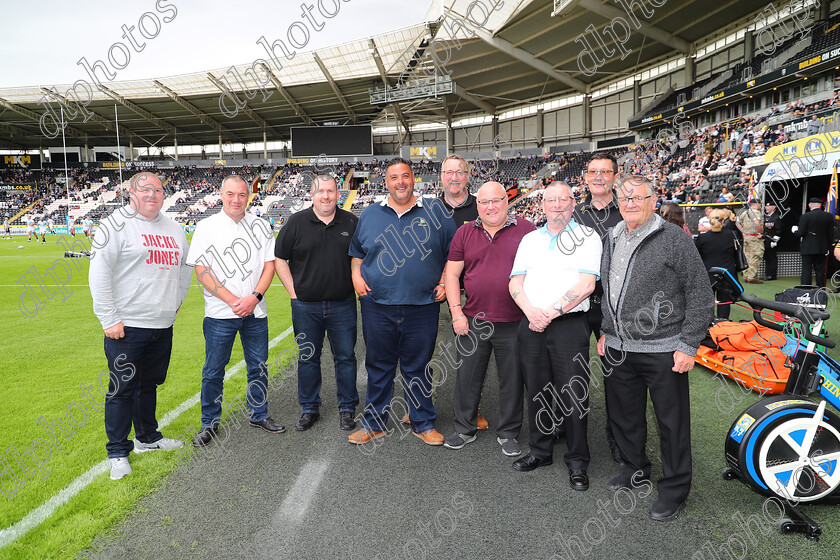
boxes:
[0,0,433,88]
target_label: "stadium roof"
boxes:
[0,0,783,152]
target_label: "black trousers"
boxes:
[801,253,827,287]
[605,350,692,503]
[764,239,777,280]
[518,313,590,469]
[452,317,522,438]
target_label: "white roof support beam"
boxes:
[98,85,179,137]
[467,23,589,93]
[0,97,87,140]
[259,64,314,126]
[369,39,412,143]
[38,87,155,146]
[207,72,280,137]
[154,80,223,135]
[453,83,496,115]
[577,0,691,54]
[313,52,357,123]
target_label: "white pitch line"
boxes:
[0,326,294,549]
[276,459,330,522]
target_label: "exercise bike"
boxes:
[708,268,840,541]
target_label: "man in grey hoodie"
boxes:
[90,172,193,481]
[597,175,713,521]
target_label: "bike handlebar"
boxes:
[739,293,835,349]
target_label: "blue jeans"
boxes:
[290,296,359,414]
[104,326,172,458]
[359,298,439,433]
[200,315,269,427]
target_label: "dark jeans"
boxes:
[452,317,522,439]
[801,253,827,287]
[200,315,269,428]
[104,326,172,458]
[605,350,692,503]
[290,296,359,414]
[359,298,439,433]
[518,313,590,470]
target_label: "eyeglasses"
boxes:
[477,197,505,206]
[616,195,653,205]
[544,196,574,204]
[442,170,468,177]
[584,170,615,178]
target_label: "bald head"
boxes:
[477,181,505,200]
[476,181,509,229]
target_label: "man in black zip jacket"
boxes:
[597,176,714,522]
[572,154,624,465]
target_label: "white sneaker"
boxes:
[110,457,132,480]
[134,437,184,453]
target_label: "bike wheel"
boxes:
[725,395,840,502]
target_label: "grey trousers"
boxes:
[452,316,523,439]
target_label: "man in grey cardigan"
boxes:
[597,176,714,521]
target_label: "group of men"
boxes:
[90,155,715,522]
[736,197,835,287]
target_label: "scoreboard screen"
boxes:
[291,125,373,157]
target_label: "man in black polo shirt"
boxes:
[439,154,479,226]
[572,153,625,465]
[275,174,359,432]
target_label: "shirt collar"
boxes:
[380,194,423,215]
[538,218,579,250]
[470,215,517,229]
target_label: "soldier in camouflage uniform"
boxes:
[737,200,764,284]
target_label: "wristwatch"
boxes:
[553,301,565,316]
[251,291,263,301]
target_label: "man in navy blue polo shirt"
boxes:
[275,174,359,432]
[347,158,456,446]
[442,181,535,456]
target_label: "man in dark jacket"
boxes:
[573,154,624,464]
[763,203,781,280]
[598,176,714,522]
[794,197,835,286]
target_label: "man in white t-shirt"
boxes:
[188,175,285,446]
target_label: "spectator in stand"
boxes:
[698,206,714,233]
[717,188,735,203]
[661,203,691,235]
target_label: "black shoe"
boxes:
[294,412,320,431]
[650,498,685,522]
[192,426,218,447]
[250,417,286,433]
[608,472,649,491]
[339,411,355,431]
[512,453,553,472]
[569,469,589,491]
[609,441,626,465]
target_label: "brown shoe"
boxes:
[477,410,489,430]
[401,413,410,424]
[745,279,764,284]
[348,429,386,445]
[413,429,444,446]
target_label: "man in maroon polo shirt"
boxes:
[442,181,536,456]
